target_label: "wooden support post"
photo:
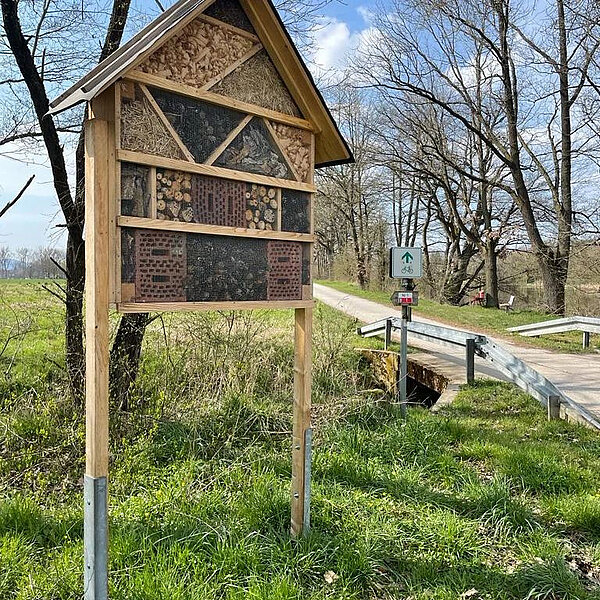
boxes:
[384,318,392,351]
[84,91,113,600]
[465,338,476,385]
[291,307,312,537]
[548,395,561,421]
[583,331,591,350]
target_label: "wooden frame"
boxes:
[127,71,315,132]
[117,149,316,193]
[118,299,314,313]
[118,216,315,242]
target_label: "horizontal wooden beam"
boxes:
[118,216,315,242]
[117,149,317,193]
[126,71,315,132]
[117,300,315,313]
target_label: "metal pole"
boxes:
[303,428,313,535]
[84,476,108,600]
[399,305,409,419]
[583,331,591,350]
[465,338,476,384]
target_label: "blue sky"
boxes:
[0,0,369,250]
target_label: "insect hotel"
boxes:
[49,0,352,596]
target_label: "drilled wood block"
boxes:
[156,168,194,222]
[245,183,278,231]
[138,18,256,90]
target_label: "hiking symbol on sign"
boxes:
[390,247,423,279]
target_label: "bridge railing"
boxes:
[508,316,600,349]
[357,317,600,430]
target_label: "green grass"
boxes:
[317,279,600,354]
[2,280,600,599]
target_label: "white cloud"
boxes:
[308,18,376,82]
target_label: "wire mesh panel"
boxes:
[281,190,310,234]
[186,234,268,302]
[267,241,302,301]
[121,164,151,217]
[150,87,246,163]
[204,0,256,33]
[215,117,293,179]
[210,50,303,118]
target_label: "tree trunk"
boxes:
[109,313,151,411]
[484,240,499,309]
[539,252,567,314]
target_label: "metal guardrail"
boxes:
[508,316,600,349]
[357,317,600,430]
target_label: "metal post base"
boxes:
[84,475,108,600]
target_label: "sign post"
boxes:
[390,247,423,417]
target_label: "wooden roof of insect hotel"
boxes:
[49,0,353,168]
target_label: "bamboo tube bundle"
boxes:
[245,184,278,231]
[139,18,256,89]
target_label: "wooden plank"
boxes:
[205,114,253,166]
[149,167,157,218]
[263,118,301,182]
[138,83,195,162]
[291,307,312,537]
[117,215,315,242]
[201,43,262,91]
[197,13,261,43]
[121,283,136,303]
[126,71,315,132]
[106,88,117,305]
[117,149,317,193]
[115,161,122,304]
[118,300,315,313]
[85,92,112,479]
[277,188,282,232]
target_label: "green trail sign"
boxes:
[390,247,423,279]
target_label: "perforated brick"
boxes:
[133,230,187,302]
[267,241,302,301]
[191,175,246,227]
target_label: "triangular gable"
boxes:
[48,0,353,168]
[204,0,256,34]
[137,14,259,91]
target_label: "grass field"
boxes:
[1,279,600,599]
[317,280,600,354]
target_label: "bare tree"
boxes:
[359,0,600,314]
